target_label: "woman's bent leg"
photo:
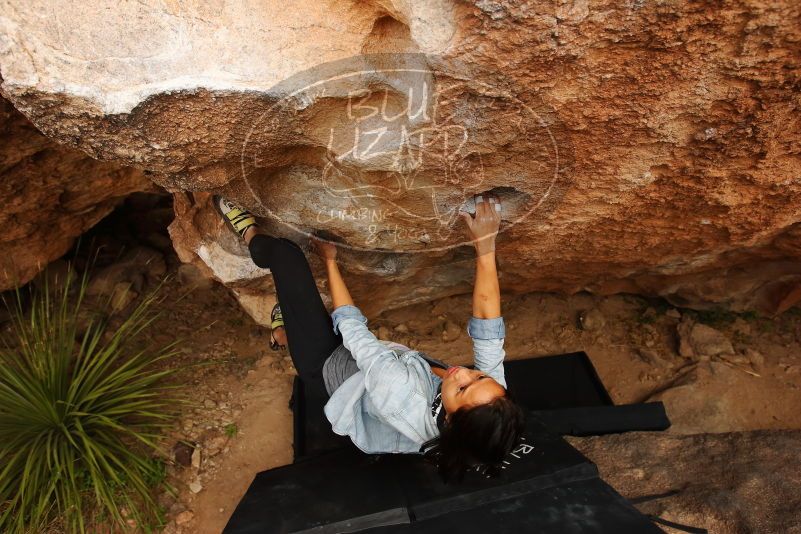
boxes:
[248,233,351,458]
[248,234,341,379]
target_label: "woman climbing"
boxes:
[215,194,524,482]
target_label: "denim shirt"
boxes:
[323,304,507,454]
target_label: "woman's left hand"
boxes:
[460,194,501,255]
[311,236,337,261]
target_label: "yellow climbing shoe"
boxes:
[214,195,257,238]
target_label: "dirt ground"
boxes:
[150,273,801,533]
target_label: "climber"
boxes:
[214,194,524,482]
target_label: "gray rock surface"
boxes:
[571,430,801,534]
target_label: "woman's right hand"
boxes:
[459,194,501,256]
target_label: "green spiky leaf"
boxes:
[0,265,182,533]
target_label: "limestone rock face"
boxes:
[1,1,801,316]
[572,430,801,533]
[0,96,149,290]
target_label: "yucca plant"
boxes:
[0,265,182,533]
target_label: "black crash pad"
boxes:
[224,417,662,533]
[223,352,668,533]
[503,352,614,409]
[373,478,661,533]
[532,402,670,436]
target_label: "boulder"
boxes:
[177,263,215,290]
[87,246,166,297]
[744,348,765,372]
[440,320,461,342]
[677,316,696,359]
[649,364,747,434]
[689,324,735,358]
[571,430,801,534]
[0,96,150,290]
[677,316,735,359]
[578,308,605,332]
[109,281,138,312]
[173,441,196,468]
[174,511,194,526]
[1,1,801,319]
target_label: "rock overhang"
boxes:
[1,0,800,321]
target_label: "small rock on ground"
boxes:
[175,511,194,525]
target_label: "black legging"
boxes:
[248,234,351,458]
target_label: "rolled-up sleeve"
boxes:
[330,304,416,418]
[467,316,507,388]
[332,304,368,335]
[467,316,506,340]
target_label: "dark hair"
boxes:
[422,394,525,483]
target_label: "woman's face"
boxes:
[440,366,506,414]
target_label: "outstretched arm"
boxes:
[460,195,507,388]
[313,238,354,308]
[460,195,502,319]
[313,237,423,429]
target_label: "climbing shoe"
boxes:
[214,195,257,238]
[270,303,286,351]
